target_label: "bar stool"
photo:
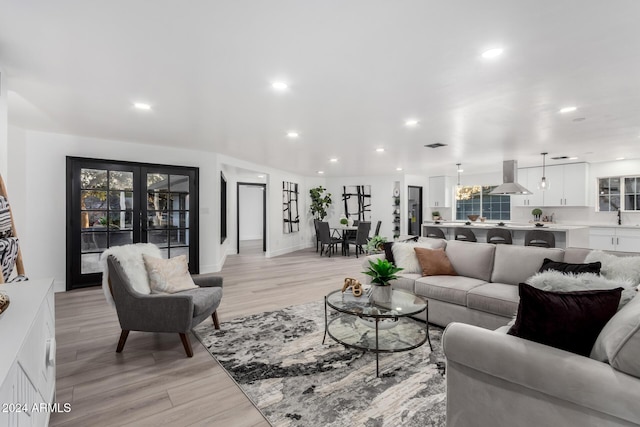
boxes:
[424,226,446,239]
[454,227,477,242]
[487,228,512,245]
[524,230,555,248]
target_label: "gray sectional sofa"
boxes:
[364,239,640,427]
[364,238,565,329]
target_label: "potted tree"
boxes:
[310,186,332,221]
[363,258,403,304]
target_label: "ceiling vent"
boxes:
[424,143,448,148]
[551,156,569,160]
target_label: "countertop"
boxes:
[423,222,588,231]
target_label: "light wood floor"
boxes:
[50,240,367,427]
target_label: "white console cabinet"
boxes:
[0,279,55,427]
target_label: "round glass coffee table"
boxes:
[323,288,431,377]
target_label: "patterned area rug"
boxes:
[194,300,446,427]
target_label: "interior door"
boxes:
[408,186,423,236]
[67,157,198,290]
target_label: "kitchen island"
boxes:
[422,222,590,248]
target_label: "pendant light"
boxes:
[539,152,549,190]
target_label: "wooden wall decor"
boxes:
[342,185,372,221]
[283,181,299,234]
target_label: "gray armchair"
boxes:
[107,256,223,357]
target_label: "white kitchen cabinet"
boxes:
[589,227,640,252]
[542,163,589,207]
[514,167,544,208]
[0,278,56,427]
[429,176,452,208]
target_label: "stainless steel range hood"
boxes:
[489,160,532,195]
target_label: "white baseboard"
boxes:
[266,242,313,258]
[54,280,66,293]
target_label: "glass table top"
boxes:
[326,288,427,318]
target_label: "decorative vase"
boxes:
[347,217,354,227]
[371,285,392,304]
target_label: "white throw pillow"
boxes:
[585,251,640,285]
[591,292,640,379]
[143,254,198,294]
[526,270,637,309]
[391,240,447,274]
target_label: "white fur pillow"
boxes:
[101,243,162,307]
[585,251,640,285]
[391,240,447,273]
[143,255,198,294]
[526,270,637,309]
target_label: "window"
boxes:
[456,185,511,220]
[597,176,640,211]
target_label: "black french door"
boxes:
[66,157,199,290]
[408,186,423,236]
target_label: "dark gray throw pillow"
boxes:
[383,242,395,265]
[538,258,601,274]
[508,283,622,356]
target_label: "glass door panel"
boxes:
[68,158,198,290]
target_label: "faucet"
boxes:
[618,208,622,226]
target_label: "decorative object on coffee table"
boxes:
[342,277,364,296]
[362,258,403,304]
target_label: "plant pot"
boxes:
[347,217,354,227]
[371,285,392,304]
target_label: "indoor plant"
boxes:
[363,258,403,304]
[432,210,440,220]
[364,235,388,254]
[310,186,332,220]
[532,208,543,221]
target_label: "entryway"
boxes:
[408,186,423,236]
[237,182,266,254]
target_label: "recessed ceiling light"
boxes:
[287,131,299,138]
[317,170,324,174]
[481,48,504,59]
[133,102,151,110]
[376,148,385,153]
[257,175,265,178]
[329,158,338,163]
[405,119,419,127]
[272,81,288,90]
[559,106,577,114]
[616,157,625,161]
[568,156,579,160]
[396,167,403,171]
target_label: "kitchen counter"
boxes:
[422,222,590,248]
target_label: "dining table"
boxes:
[330,225,358,255]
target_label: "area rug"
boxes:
[194,300,446,427]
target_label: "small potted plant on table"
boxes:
[363,258,403,304]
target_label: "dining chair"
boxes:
[425,226,446,239]
[317,221,343,257]
[486,228,512,245]
[524,230,555,248]
[345,221,371,258]
[373,220,382,237]
[454,227,477,242]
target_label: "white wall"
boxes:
[0,68,7,178]
[324,175,397,239]
[238,185,264,240]
[8,129,316,291]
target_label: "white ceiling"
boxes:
[1,0,639,177]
